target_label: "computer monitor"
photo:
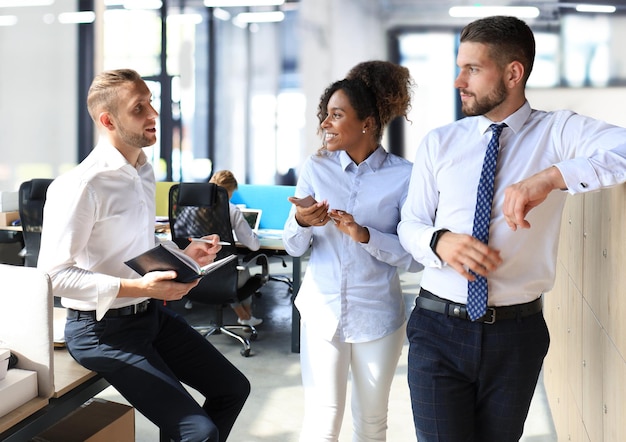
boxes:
[240,208,262,232]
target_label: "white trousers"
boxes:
[299,322,406,442]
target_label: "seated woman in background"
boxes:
[185,169,263,327]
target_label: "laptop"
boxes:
[240,208,262,232]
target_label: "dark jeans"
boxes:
[407,300,550,442]
[65,301,250,442]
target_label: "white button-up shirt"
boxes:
[399,101,626,307]
[230,202,260,251]
[283,147,422,343]
[38,140,158,320]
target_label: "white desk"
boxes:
[0,348,109,441]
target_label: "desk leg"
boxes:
[291,256,301,353]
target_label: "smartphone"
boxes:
[288,195,317,208]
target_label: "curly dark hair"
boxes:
[316,60,414,144]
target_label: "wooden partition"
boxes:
[544,185,626,440]
[523,87,626,441]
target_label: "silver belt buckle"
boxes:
[482,307,496,324]
[133,301,147,314]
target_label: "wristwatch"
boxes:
[429,228,450,260]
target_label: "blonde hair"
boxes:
[209,170,238,193]
[87,68,143,124]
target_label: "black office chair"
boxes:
[18,178,54,267]
[169,182,269,357]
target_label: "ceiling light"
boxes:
[212,7,231,21]
[204,0,284,7]
[449,6,540,19]
[575,4,616,13]
[121,0,162,9]
[167,13,203,25]
[0,14,17,25]
[235,10,284,23]
[58,11,96,24]
[0,0,53,6]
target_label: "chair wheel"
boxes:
[240,348,251,357]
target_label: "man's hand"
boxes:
[503,166,566,231]
[184,234,221,266]
[120,270,200,300]
[435,231,502,281]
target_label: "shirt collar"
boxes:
[94,138,149,170]
[476,101,531,136]
[339,145,386,171]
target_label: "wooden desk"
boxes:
[0,225,22,232]
[0,349,109,441]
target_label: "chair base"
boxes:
[195,324,258,357]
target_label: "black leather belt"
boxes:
[67,300,151,319]
[416,288,542,324]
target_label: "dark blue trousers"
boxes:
[65,301,250,442]
[407,301,550,442]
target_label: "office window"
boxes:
[103,8,162,76]
[562,14,610,87]
[528,32,560,88]
[398,32,457,161]
[103,5,212,182]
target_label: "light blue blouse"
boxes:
[283,146,422,343]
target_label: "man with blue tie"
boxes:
[398,15,626,442]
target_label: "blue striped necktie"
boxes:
[467,123,506,321]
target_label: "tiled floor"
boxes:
[96,259,558,441]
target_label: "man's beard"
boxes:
[118,124,155,148]
[460,79,507,117]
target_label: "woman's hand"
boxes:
[328,209,369,243]
[293,200,331,227]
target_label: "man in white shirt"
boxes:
[38,69,249,442]
[398,16,626,442]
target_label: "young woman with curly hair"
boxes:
[283,60,423,441]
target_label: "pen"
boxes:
[188,237,231,246]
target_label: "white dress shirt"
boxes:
[398,101,626,307]
[229,202,260,251]
[38,140,159,320]
[283,146,422,342]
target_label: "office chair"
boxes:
[168,182,269,357]
[18,178,54,267]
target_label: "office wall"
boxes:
[299,0,386,162]
[0,0,78,191]
[527,87,626,440]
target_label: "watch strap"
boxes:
[429,228,450,260]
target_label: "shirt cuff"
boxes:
[95,275,121,321]
[555,159,601,194]
[421,227,446,268]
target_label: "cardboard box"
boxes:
[0,368,38,418]
[32,398,135,442]
[0,191,18,212]
[0,348,8,381]
[0,211,19,227]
